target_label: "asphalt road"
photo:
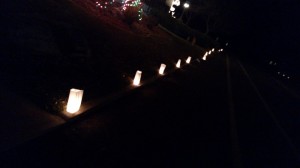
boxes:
[0,54,299,168]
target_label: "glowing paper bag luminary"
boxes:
[202,53,207,61]
[159,64,166,75]
[176,59,181,68]
[133,70,142,86]
[66,88,84,113]
[186,56,191,64]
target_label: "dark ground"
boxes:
[0,54,299,168]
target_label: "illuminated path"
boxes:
[0,55,299,167]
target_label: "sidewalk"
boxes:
[0,85,65,152]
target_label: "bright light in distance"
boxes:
[186,56,191,64]
[278,72,280,74]
[208,51,211,55]
[176,59,181,68]
[184,3,190,8]
[212,48,215,52]
[169,0,180,17]
[66,88,84,113]
[159,64,166,75]
[133,70,142,86]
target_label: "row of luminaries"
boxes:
[66,48,224,114]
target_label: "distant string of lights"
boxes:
[122,0,143,20]
[95,0,143,20]
[95,0,114,9]
[269,61,292,80]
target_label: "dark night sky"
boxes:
[232,1,298,50]
[205,0,300,70]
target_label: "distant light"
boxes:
[283,74,286,77]
[133,70,142,86]
[278,72,280,75]
[208,51,211,55]
[169,0,180,17]
[183,2,190,8]
[186,56,191,64]
[212,48,215,52]
[226,43,229,46]
[274,62,277,65]
[159,64,166,75]
[287,76,290,79]
[176,59,181,68]
[66,89,84,113]
[269,61,273,65]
